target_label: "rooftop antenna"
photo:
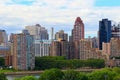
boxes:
[51,27,54,41]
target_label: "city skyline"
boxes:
[0,0,120,37]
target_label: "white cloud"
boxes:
[0,0,120,37]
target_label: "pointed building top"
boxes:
[75,17,82,23]
[75,17,83,26]
[36,24,41,27]
[72,17,84,41]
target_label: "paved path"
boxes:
[5,68,99,75]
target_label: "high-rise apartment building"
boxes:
[70,17,84,59]
[25,24,49,40]
[72,17,84,41]
[102,42,110,60]
[111,24,120,39]
[0,30,8,46]
[0,46,11,66]
[34,40,51,57]
[50,39,69,59]
[110,38,120,58]
[78,39,106,60]
[99,19,111,50]
[79,39,92,60]
[11,32,35,70]
[91,37,98,48]
[55,30,68,41]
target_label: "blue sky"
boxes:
[5,0,35,5]
[95,0,120,7]
[0,0,120,38]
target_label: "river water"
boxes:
[7,74,40,80]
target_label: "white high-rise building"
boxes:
[34,40,51,57]
[25,24,49,40]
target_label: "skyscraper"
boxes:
[25,24,49,40]
[55,30,68,41]
[0,30,8,46]
[110,38,120,58]
[70,17,84,59]
[99,19,111,50]
[72,17,84,41]
[50,39,69,59]
[11,32,35,70]
[79,39,92,60]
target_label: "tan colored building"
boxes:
[73,39,106,60]
[79,39,92,60]
[72,41,80,59]
[55,30,68,41]
[50,39,69,59]
[0,46,11,66]
[0,30,8,46]
[110,38,120,57]
[100,38,120,67]
[11,32,35,70]
[102,42,110,60]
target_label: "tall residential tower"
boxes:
[72,17,84,41]
[11,31,35,70]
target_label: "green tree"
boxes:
[14,76,36,80]
[39,68,64,80]
[112,67,120,74]
[35,56,105,70]
[0,57,5,67]
[86,59,105,68]
[77,73,88,80]
[114,74,120,80]
[0,73,8,80]
[62,70,79,80]
[88,68,116,80]
[14,78,21,80]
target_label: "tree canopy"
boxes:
[15,67,120,80]
[0,57,5,67]
[35,56,105,70]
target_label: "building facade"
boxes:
[72,17,84,41]
[25,24,49,40]
[99,19,111,50]
[111,24,120,39]
[0,46,11,66]
[50,39,69,59]
[0,30,8,46]
[55,30,68,41]
[71,17,84,59]
[11,33,35,70]
[34,40,51,57]
[79,39,92,60]
[102,42,110,60]
[91,37,98,48]
[110,38,120,58]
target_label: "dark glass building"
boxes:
[99,19,111,50]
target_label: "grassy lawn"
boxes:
[0,69,17,73]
